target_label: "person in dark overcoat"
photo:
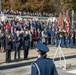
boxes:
[14,31,21,61]
[5,33,12,63]
[23,30,30,60]
[31,42,58,75]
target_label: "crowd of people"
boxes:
[0,10,58,17]
[0,15,76,63]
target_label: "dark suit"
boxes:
[31,57,58,75]
[5,37,12,62]
[11,32,16,50]
[14,35,21,61]
[23,34,30,59]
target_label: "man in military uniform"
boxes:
[59,30,64,47]
[74,32,76,48]
[70,31,74,48]
[31,42,58,75]
[55,29,59,47]
[65,32,69,48]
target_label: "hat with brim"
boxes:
[36,42,49,52]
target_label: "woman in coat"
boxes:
[5,33,12,63]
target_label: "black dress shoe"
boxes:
[6,61,10,63]
[18,59,21,61]
[24,58,28,60]
[15,59,18,62]
[6,61,8,63]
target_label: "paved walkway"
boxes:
[0,45,76,75]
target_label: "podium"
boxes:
[53,40,66,70]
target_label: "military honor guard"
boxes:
[74,32,76,48]
[70,32,74,48]
[59,30,64,47]
[65,32,69,48]
[31,42,58,75]
[55,29,59,47]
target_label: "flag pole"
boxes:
[72,10,74,25]
[71,10,74,31]
[0,0,2,12]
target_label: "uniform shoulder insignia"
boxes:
[32,64,35,67]
[31,62,36,67]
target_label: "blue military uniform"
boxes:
[31,42,58,75]
[70,32,74,48]
[55,30,59,47]
[65,32,69,48]
[74,32,76,48]
[59,31,64,47]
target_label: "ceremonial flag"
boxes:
[66,24,70,35]
[58,12,63,26]
[66,10,70,22]
[66,10,70,35]
[72,10,74,26]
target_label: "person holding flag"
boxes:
[58,12,64,47]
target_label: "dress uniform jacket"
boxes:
[31,57,58,75]
[59,32,64,47]
[74,33,76,48]
[70,33,74,48]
